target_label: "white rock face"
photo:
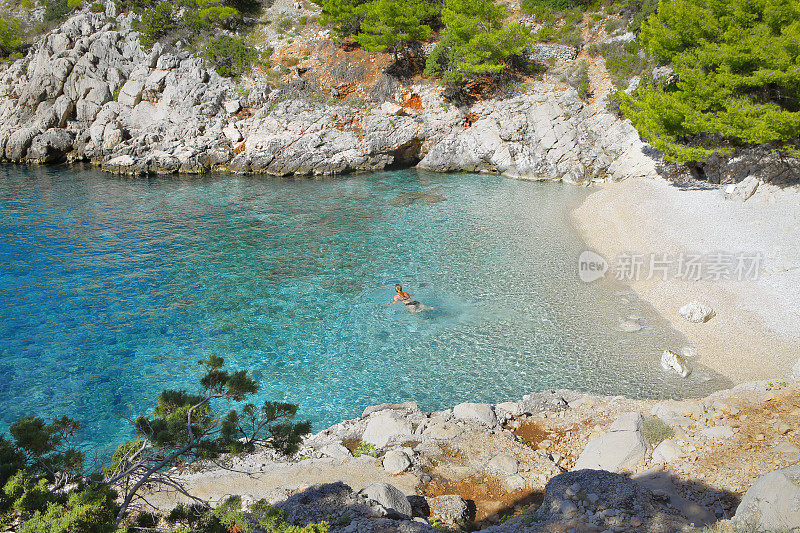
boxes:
[700,426,734,441]
[487,454,519,475]
[320,443,351,460]
[362,412,413,448]
[661,350,692,378]
[379,102,405,115]
[359,482,412,517]
[224,99,241,114]
[223,125,242,143]
[652,439,681,463]
[452,402,498,427]
[724,175,760,202]
[679,301,715,323]
[574,412,647,472]
[422,422,462,440]
[382,449,411,475]
[733,464,800,530]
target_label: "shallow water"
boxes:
[0,166,729,451]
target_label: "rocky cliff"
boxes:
[0,10,661,182]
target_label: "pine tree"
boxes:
[621,0,800,162]
[424,0,530,84]
[354,0,434,61]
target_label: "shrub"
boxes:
[352,441,378,457]
[204,35,258,77]
[621,0,800,162]
[90,2,106,12]
[44,0,72,22]
[563,59,591,100]
[137,2,179,46]
[67,0,83,9]
[642,416,674,447]
[0,17,22,57]
[594,39,653,89]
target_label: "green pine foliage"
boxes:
[424,0,531,84]
[319,0,369,39]
[354,0,433,60]
[621,0,800,162]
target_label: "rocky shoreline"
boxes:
[139,378,800,532]
[3,9,798,185]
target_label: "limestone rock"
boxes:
[486,454,519,475]
[422,422,462,441]
[733,464,800,530]
[362,412,413,448]
[574,412,647,472]
[652,439,681,463]
[661,350,692,378]
[320,443,352,460]
[679,301,715,323]
[700,426,734,441]
[428,495,471,525]
[382,449,411,475]
[362,401,420,419]
[224,99,241,114]
[724,175,760,202]
[452,403,498,428]
[28,129,73,163]
[359,482,412,517]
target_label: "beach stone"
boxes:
[320,443,352,460]
[679,301,715,323]
[487,454,519,475]
[422,422,462,440]
[359,482,412,517]
[428,495,471,525]
[700,426,734,441]
[363,412,413,448]
[652,439,681,463]
[609,412,644,433]
[733,464,800,530]
[724,175,760,202]
[661,350,692,378]
[382,449,411,475]
[574,413,647,473]
[452,402,498,428]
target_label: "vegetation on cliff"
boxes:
[621,0,800,162]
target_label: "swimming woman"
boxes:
[387,284,434,314]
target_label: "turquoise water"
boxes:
[0,166,729,451]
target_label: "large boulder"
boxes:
[573,412,647,473]
[27,129,73,163]
[733,464,800,530]
[452,403,498,428]
[382,449,411,475]
[359,482,412,518]
[427,495,472,526]
[362,412,413,448]
[661,350,692,378]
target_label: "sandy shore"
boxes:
[572,176,800,384]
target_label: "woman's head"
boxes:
[395,284,403,293]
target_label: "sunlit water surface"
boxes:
[0,167,730,450]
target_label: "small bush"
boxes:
[204,35,258,77]
[563,60,591,100]
[352,441,378,458]
[90,2,106,12]
[67,0,83,9]
[0,17,22,57]
[44,0,72,22]
[137,2,178,46]
[642,417,674,447]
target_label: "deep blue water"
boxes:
[0,166,729,451]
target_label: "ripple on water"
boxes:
[0,166,730,451]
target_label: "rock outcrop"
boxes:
[0,10,663,182]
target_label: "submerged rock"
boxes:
[661,350,692,378]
